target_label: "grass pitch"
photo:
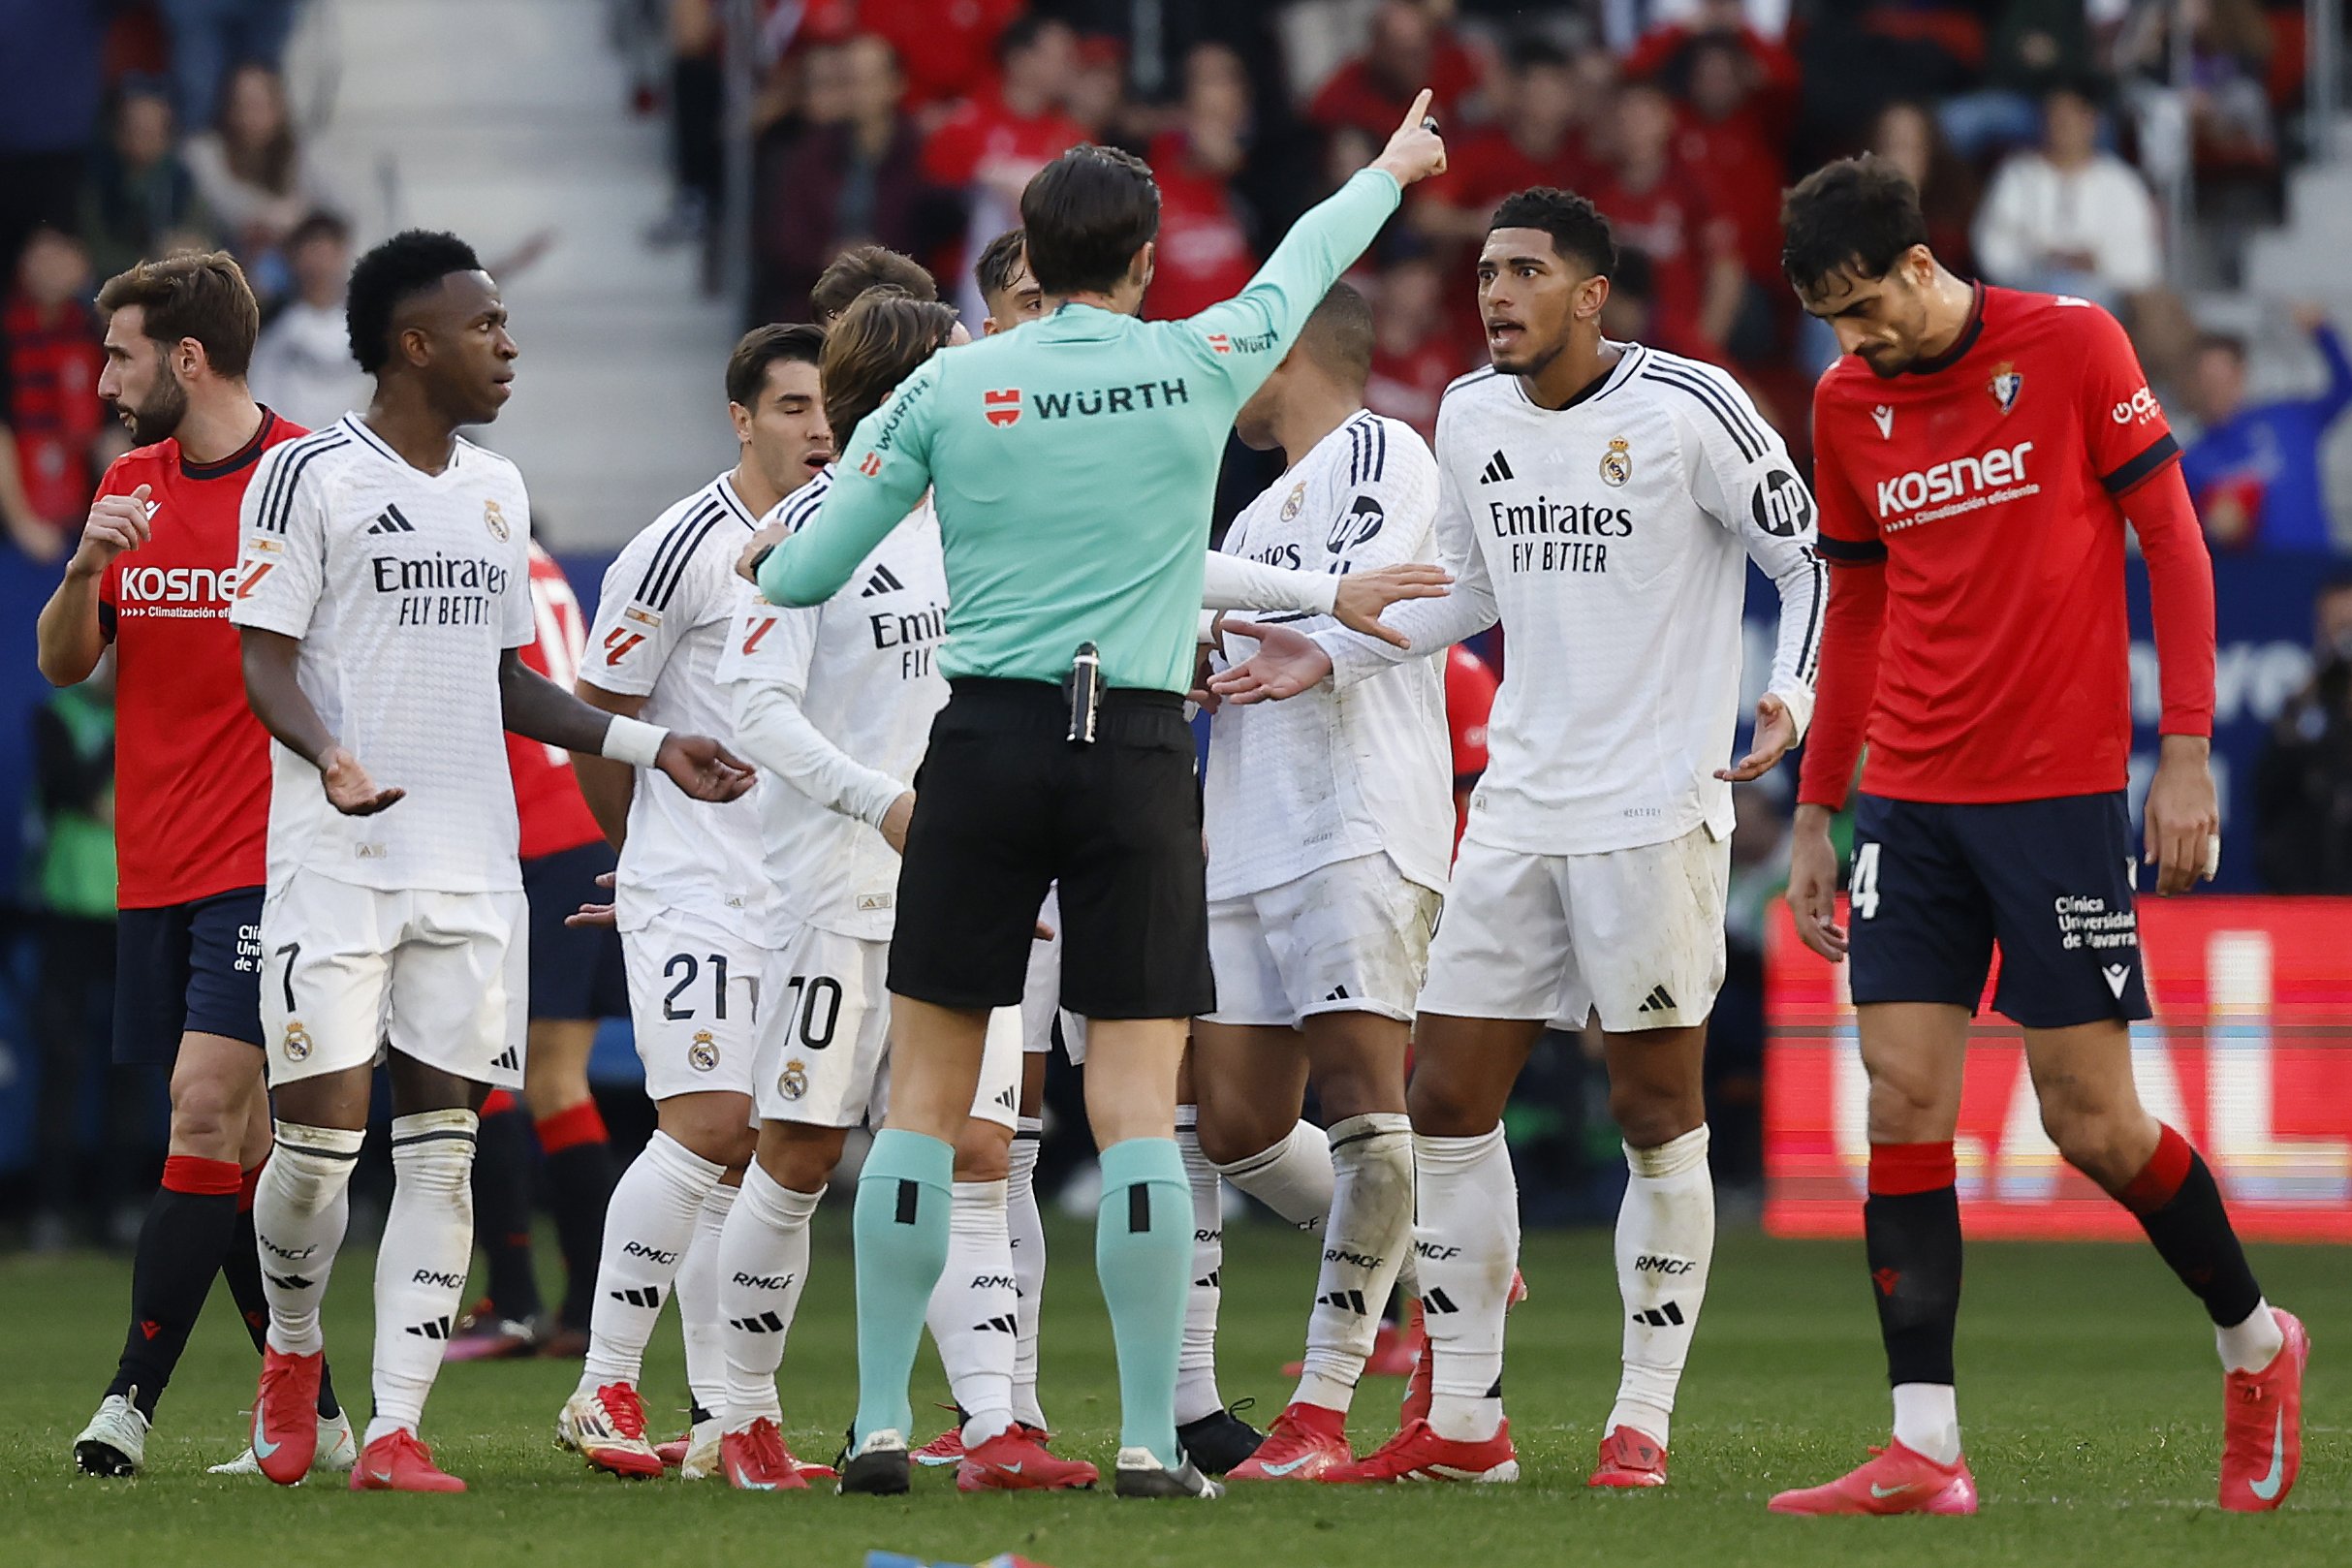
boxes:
[3,1219,2346,1568]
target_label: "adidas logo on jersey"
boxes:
[364,504,417,535]
[489,1046,519,1072]
[862,563,906,597]
[1479,451,1515,484]
[1637,985,1678,1015]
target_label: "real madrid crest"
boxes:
[484,498,510,540]
[1988,362,2023,415]
[778,1058,809,1101]
[1280,482,1305,521]
[283,1020,312,1062]
[1599,437,1633,488]
[688,1030,719,1073]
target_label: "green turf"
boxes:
[3,1218,2347,1567]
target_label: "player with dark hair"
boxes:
[44,250,353,1478]
[1769,156,2305,1517]
[811,245,940,322]
[554,320,831,1480]
[1214,185,1825,1488]
[232,229,753,1492]
[973,230,1044,333]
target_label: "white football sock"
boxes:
[925,1178,1017,1448]
[715,1164,817,1433]
[1296,1113,1414,1414]
[1212,1119,1334,1232]
[368,1110,479,1443]
[580,1130,722,1394]
[2216,1298,2283,1373]
[1892,1382,1962,1465]
[1608,1126,1714,1448]
[1174,1109,1227,1426]
[1007,1116,1049,1429]
[1414,1126,1518,1443]
[254,1121,363,1357]
[676,1176,737,1418]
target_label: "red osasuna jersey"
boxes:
[96,409,302,908]
[1798,285,2215,808]
[509,541,607,861]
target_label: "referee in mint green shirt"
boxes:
[753,95,1448,1498]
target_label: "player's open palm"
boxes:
[1333,563,1450,647]
[657,733,757,801]
[72,484,154,577]
[1787,808,1846,961]
[1208,620,1335,705]
[319,746,405,816]
[1717,694,1798,782]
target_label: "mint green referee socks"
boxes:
[1096,1136,1193,1469]
[852,1128,955,1443]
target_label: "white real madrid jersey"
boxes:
[1315,344,1825,858]
[1204,410,1454,901]
[586,472,777,934]
[715,466,951,944]
[230,415,534,894]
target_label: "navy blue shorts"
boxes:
[522,839,630,1022]
[113,887,267,1064]
[1848,792,2152,1029]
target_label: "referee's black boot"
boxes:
[1113,1446,1224,1500]
[836,1427,911,1495]
[1175,1401,1264,1475]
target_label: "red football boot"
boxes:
[1768,1440,1978,1516]
[350,1429,465,1492]
[956,1427,1101,1491]
[1332,1418,1519,1484]
[1228,1402,1353,1482]
[720,1419,811,1490]
[1587,1425,1668,1489]
[250,1344,324,1487]
[2220,1308,2309,1512]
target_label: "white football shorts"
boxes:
[1418,826,1729,1033]
[621,911,768,1100]
[757,922,1020,1129]
[1020,886,1086,1064]
[1204,853,1442,1027]
[261,868,527,1090]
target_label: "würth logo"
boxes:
[984,388,1021,426]
[1207,333,1232,354]
[1480,451,1514,485]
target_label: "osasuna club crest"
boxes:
[1988,361,2023,414]
[1599,437,1633,487]
[984,388,1021,426]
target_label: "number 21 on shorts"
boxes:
[1850,841,1883,920]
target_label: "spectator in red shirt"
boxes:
[752,35,948,325]
[924,15,1088,321]
[1364,250,1463,447]
[1,226,108,560]
[1588,81,1754,361]
[1673,36,1789,288]
[1143,44,1260,321]
[1412,38,1592,247]
[1307,1,1481,143]
[1626,0,1801,133]
[854,0,1025,119]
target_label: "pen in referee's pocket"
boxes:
[1066,642,1102,745]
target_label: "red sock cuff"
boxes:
[2120,1123,2195,1214]
[238,1162,264,1211]
[162,1154,244,1197]
[536,1100,609,1154]
[481,1087,518,1117]
[1867,1142,1958,1196]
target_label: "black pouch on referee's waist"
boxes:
[1063,641,1102,745]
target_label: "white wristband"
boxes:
[601,714,669,768]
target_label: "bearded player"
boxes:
[1768,157,2305,1517]
[41,251,353,1478]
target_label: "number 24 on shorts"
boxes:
[1851,842,1883,920]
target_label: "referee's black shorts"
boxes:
[889,677,1215,1020]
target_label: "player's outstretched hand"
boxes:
[1787,804,1846,961]
[1371,89,1447,188]
[737,522,788,585]
[565,870,617,927]
[1332,563,1450,648]
[2144,734,2220,895]
[879,790,915,854]
[319,745,404,817]
[1716,693,1798,782]
[1208,620,1336,705]
[69,484,154,579]
[657,734,757,801]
